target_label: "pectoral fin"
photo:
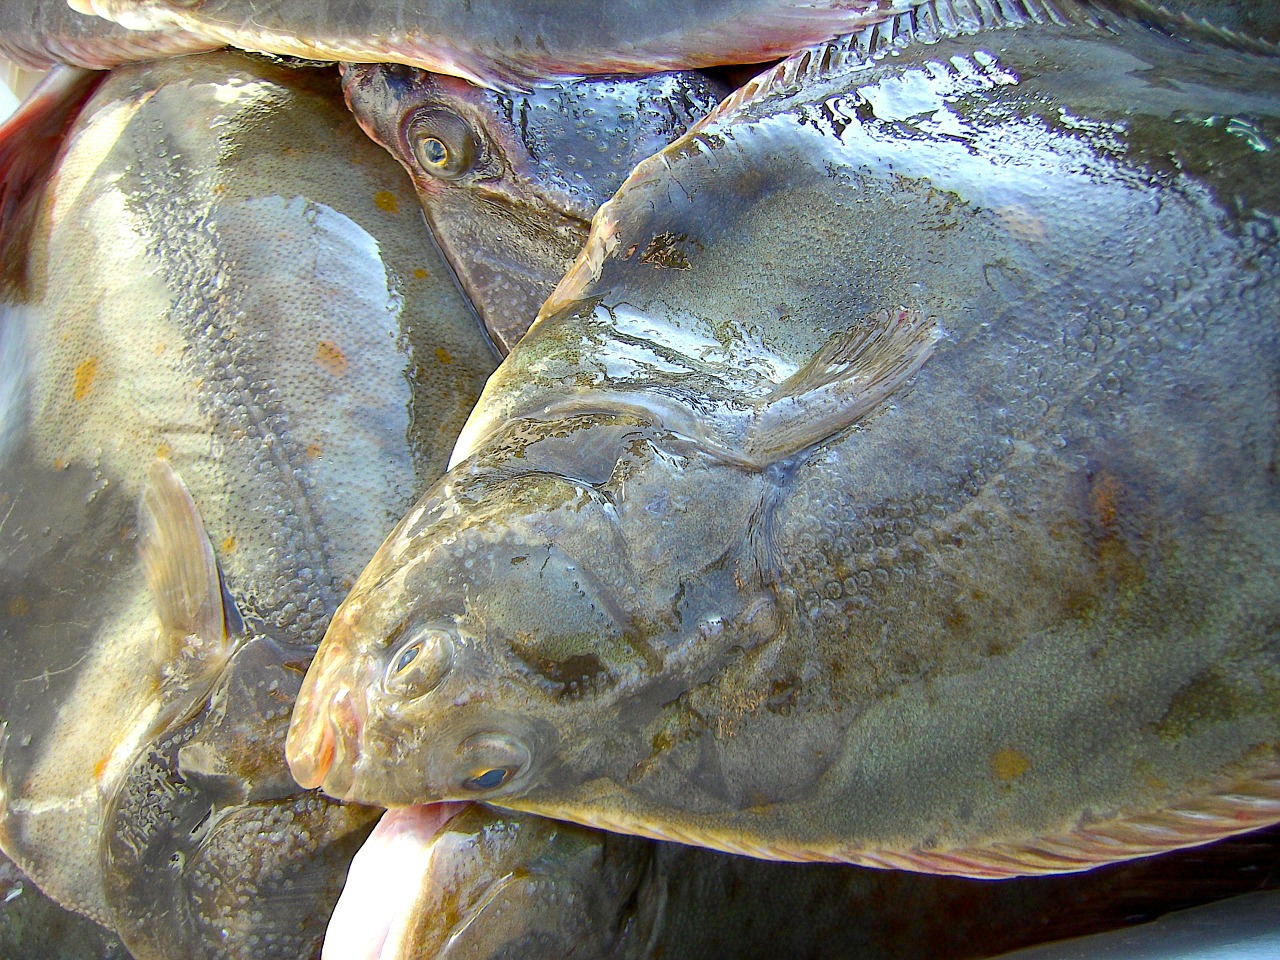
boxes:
[743,306,939,465]
[138,458,233,689]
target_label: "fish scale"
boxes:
[0,48,495,955]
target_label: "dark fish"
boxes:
[343,65,729,353]
[289,0,1280,877]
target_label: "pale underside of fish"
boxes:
[71,0,907,88]
[287,0,1280,879]
[0,47,494,956]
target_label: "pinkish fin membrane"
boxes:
[0,66,100,297]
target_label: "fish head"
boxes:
[287,466,657,808]
[341,63,726,352]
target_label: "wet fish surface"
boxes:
[343,65,730,353]
[289,0,1280,878]
[328,804,1280,960]
[71,0,902,89]
[0,0,215,69]
[0,48,495,957]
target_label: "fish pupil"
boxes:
[465,768,509,790]
[395,642,421,673]
[421,137,448,168]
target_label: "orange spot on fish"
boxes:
[221,535,237,553]
[315,341,348,377]
[306,442,323,460]
[990,747,1030,782]
[435,347,454,365]
[154,341,166,355]
[52,458,66,471]
[996,205,1047,242]
[1090,471,1121,534]
[7,596,29,617]
[373,191,399,213]
[93,754,111,781]
[73,356,99,401]
[155,443,172,461]
[412,267,430,280]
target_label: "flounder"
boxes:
[342,65,729,353]
[0,0,215,69]
[289,0,1280,878]
[0,48,495,955]
[70,0,903,89]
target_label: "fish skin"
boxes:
[0,48,495,954]
[342,64,729,354]
[331,804,1280,960]
[0,0,216,69]
[0,850,129,959]
[288,0,1280,877]
[72,0,904,89]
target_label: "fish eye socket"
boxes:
[383,628,455,698]
[406,110,479,180]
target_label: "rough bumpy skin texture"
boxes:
[0,51,495,955]
[289,0,1280,878]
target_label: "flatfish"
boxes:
[0,48,494,955]
[288,0,1280,877]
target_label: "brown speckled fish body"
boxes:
[288,0,1280,878]
[0,49,494,955]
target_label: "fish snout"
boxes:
[286,641,371,793]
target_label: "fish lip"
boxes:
[286,643,374,793]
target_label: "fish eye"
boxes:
[405,109,479,180]
[455,732,530,794]
[383,628,455,699]
[462,768,512,791]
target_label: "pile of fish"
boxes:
[2,0,1280,957]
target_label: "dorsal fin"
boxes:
[693,0,1274,141]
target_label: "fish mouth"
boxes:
[322,803,471,960]
[286,640,372,795]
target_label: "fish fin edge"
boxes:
[523,767,1280,879]
[742,306,940,465]
[138,458,233,685]
[0,66,101,298]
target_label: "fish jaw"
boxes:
[285,614,375,795]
